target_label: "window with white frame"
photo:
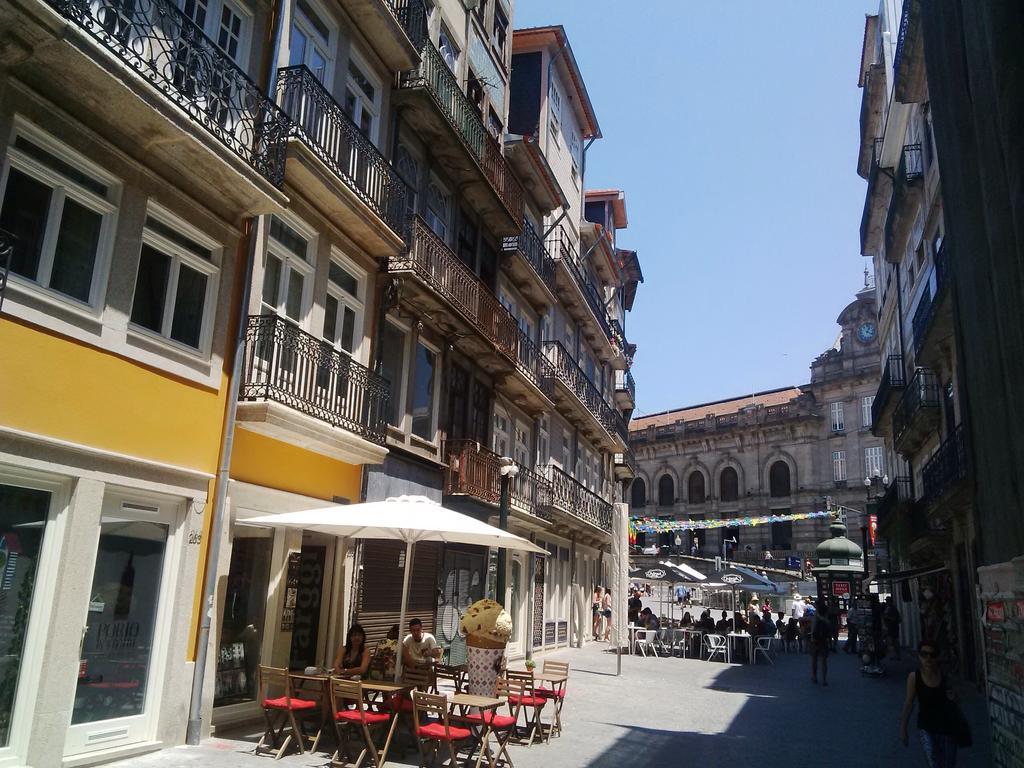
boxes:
[832,450,847,482]
[864,446,884,479]
[537,415,549,466]
[345,52,381,144]
[322,254,365,361]
[425,177,450,241]
[379,320,407,427]
[180,0,251,65]
[514,419,530,467]
[830,401,845,432]
[395,144,420,218]
[560,434,571,471]
[0,125,118,307]
[261,215,314,325]
[493,410,509,456]
[548,77,561,148]
[129,210,219,352]
[288,0,333,83]
[491,4,508,57]
[410,339,438,441]
[862,395,874,428]
[438,25,459,73]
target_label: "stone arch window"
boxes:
[688,471,705,504]
[719,467,739,502]
[769,461,791,498]
[631,478,647,508]
[657,475,675,507]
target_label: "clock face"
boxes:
[857,322,877,343]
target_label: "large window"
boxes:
[345,53,381,144]
[180,0,251,66]
[719,467,739,502]
[832,450,848,482]
[262,215,314,324]
[425,177,450,241]
[410,340,437,441]
[322,255,365,360]
[0,485,50,748]
[288,0,332,83]
[438,25,459,73]
[862,395,875,429]
[0,127,117,306]
[864,446,884,479]
[688,471,705,504]
[771,519,793,550]
[130,212,218,352]
[630,478,646,508]
[830,401,845,432]
[769,461,791,497]
[657,475,674,508]
[379,321,407,427]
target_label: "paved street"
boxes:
[120,641,991,768]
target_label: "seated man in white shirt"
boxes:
[402,618,442,668]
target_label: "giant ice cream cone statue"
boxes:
[460,598,512,695]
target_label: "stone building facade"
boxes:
[629,287,882,564]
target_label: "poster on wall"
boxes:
[280,551,301,632]
[979,560,1024,768]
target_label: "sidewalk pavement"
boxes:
[116,640,990,768]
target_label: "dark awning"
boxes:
[869,564,947,584]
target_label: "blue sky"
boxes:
[514,1,877,416]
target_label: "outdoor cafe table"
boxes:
[676,628,702,657]
[726,632,754,664]
[448,693,505,768]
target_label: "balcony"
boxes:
[884,144,924,258]
[858,64,886,179]
[614,369,636,410]
[923,424,970,509]
[277,66,407,257]
[871,355,906,436]
[443,441,553,528]
[876,476,913,536]
[237,314,390,464]
[893,367,940,455]
[893,0,926,104]
[12,0,290,214]
[914,242,956,366]
[542,340,627,451]
[614,448,638,480]
[911,285,934,358]
[337,0,426,71]
[390,216,553,411]
[501,219,557,309]
[546,228,623,364]
[396,42,522,235]
[860,138,893,258]
[538,464,613,538]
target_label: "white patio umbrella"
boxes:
[245,495,546,678]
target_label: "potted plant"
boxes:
[524,658,536,671]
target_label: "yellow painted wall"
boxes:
[0,319,226,472]
[230,428,362,501]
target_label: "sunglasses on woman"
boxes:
[919,649,938,658]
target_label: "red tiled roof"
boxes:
[629,386,804,431]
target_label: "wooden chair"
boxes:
[535,660,568,738]
[411,690,473,768]
[505,670,548,746]
[386,663,437,749]
[329,677,398,768]
[433,663,466,694]
[454,677,517,768]
[255,666,320,760]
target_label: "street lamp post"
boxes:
[862,473,888,587]
[495,457,519,603]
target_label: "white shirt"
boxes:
[402,632,438,664]
[791,601,806,620]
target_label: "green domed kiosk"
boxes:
[811,516,864,605]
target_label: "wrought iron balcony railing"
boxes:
[546,227,615,345]
[0,228,14,312]
[393,216,553,398]
[278,65,408,239]
[444,441,551,521]
[872,354,906,429]
[912,285,935,357]
[543,340,627,443]
[876,475,912,531]
[47,0,289,186]
[399,42,522,222]
[387,0,428,47]
[934,239,951,294]
[884,143,924,253]
[893,0,912,90]
[893,367,939,448]
[923,424,969,505]
[501,219,556,292]
[615,369,636,402]
[539,464,613,531]
[240,314,389,444]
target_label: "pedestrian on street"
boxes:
[846,599,859,654]
[601,587,613,641]
[592,585,603,640]
[900,639,968,767]
[885,596,903,660]
[810,598,832,685]
[628,590,642,625]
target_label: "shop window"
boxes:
[769,461,791,497]
[719,467,739,502]
[0,485,50,747]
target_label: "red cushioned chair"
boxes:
[411,690,473,768]
[535,660,569,739]
[454,676,517,768]
[255,666,320,760]
[504,670,548,747]
[330,677,398,768]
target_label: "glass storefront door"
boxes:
[65,497,177,755]
[0,484,50,750]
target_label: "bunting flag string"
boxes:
[629,510,833,537]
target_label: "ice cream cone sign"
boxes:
[460,598,513,695]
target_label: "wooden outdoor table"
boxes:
[531,671,567,684]
[448,694,504,768]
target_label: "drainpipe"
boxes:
[185,0,288,745]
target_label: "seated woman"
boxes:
[681,611,693,627]
[333,623,371,678]
[760,613,776,637]
[733,612,748,633]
